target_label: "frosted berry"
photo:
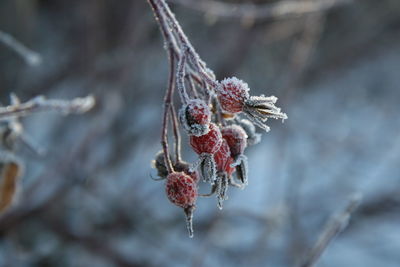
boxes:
[216,77,249,113]
[216,77,287,132]
[190,123,222,155]
[165,172,197,209]
[214,139,235,176]
[221,125,248,158]
[179,99,211,136]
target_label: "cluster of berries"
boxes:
[152,77,287,237]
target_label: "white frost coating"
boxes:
[243,95,287,131]
[178,99,211,136]
[176,55,190,104]
[216,174,229,210]
[217,77,250,99]
[190,153,217,184]
[199,153,217,184]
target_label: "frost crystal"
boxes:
[243,95,287,132]
[216,174,229,210]
[195,153,217,184]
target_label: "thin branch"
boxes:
[0,31,42,66]
[161,51,176,173]
[168,0,353,20]
[170,104,182,163]
[176,54,190,104]
[299,193,362,267]
[0,95,95,121]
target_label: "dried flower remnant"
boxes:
[0,154,23,213]
[147,0,287,237]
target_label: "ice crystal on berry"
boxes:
[216,77,250,113]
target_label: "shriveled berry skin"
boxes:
[190,123,222,155]
[216,77,250,113]
[221,125,248,157]
[166,172,197,208]
[214,140,235,176]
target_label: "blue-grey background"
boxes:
[1,0,400,266]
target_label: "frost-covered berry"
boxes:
[214,139,235,176]
[213,140,236,210]
[190,123,223,184]
[179,99,211,136]
[165,172,197,238]
[221,125,248,158]
[190,123,222,155]
[216,77,288,132]
[222,125,249,185]
[165,172,197,209]
[216,77,249,113]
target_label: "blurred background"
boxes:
[1,0,400,266]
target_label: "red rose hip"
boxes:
[165,172,197,208]
[190,123,222,155]
[216,77,249,113]
[179,99,211,136]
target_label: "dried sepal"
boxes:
[0,153,23,213]
[233,154,249,185]
[235,118,261,146]
[192,153,217,184]
[243,95,287,132]
[151,150,169,179]
[216,173,229,210]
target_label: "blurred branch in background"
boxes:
[0,30,42,66]
[299,193,362,267]
[0,95,95,121]
[168,0,353,20]
[0,0,399,266]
